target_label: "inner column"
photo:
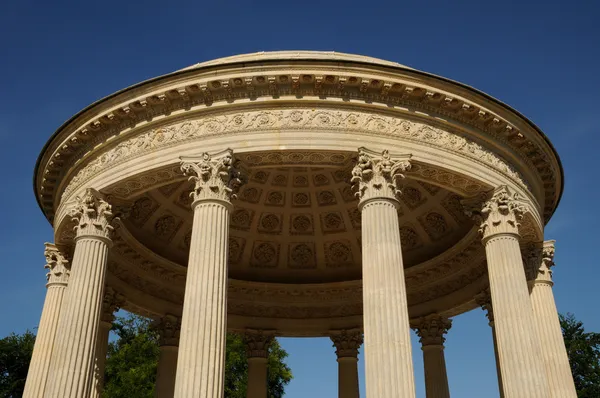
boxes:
[351,148,416,398]
[174,150,242,398]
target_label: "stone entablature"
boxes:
[35,54,561,228]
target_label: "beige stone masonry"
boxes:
[244,330,274,398]
[155,314,181,398]
[330,329,362,398]
[44,189,114,398]
[412,315,452,398]
[352,148,416,398]
[22,244,70,398]
[526,241,577,398]
[464,186,550,398]
[174,150,242,398]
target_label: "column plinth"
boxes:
[155,314,181,398]
[22,244,70,398]
[463,186,550,398]
[330,330,362,398]
[174,150,242,398]
[352,148,416,398]
[525,241,577,398]
[44,189,115,398]
[412,315,451,398]
[244,330,274,398]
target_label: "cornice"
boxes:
[35,60,562,225]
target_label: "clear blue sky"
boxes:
[1,1,598,397]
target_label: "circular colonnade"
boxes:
[25,51,575,398]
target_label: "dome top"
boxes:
[179,50,414,72]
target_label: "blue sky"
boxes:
[1,1,598,397]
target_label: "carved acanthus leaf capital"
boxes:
[180,149,244,208]
[101,287,125,324]
[524,240,555,286]
[411,315,452,347]
[69,188,115,241]
[474,289,494,325]
[244,329,275,358]
[44,243,70,287]
[462,186,530,240]
[330,329,363,358]
[156,314,181,347]
[351,148,411,207]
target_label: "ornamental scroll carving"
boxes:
[351,148,411,205]
[411,314,452,347]
[180,149,243,206]
[61,108,529,202]
[524,240,556,285]
[69,188,115,241]
[101,287,126,324]
[462,185,530,240]
[44,243,70,287]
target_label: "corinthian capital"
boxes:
[156,314,181,347]
[351,148,411,207]
[330,329,363,358]
[44,243,70,287]
[524,240,555,286]
[101,287,125,324]
[411,315,452,347]
[180,149,243,208]
[462,185,529,240]
[244,329,275,358]
[474,289,495,326]
[69,188,115,241]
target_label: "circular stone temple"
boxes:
[27,51,575,398]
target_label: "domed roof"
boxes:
[178,50,414,72]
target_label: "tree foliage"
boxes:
[560,313,600,398]
[0,330,35,398]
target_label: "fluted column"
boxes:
[351,148,416,398]
[155,314,181,398]
[475,289,504,398]
[22,244,70,398]
[44,188,115,398]
[244,330,274,398]
[174,150,242,398]
[330,330,362,398]
[412,315,452,398]
[463,186,550,398]
[93,287,124,398]
[525,241,577,397]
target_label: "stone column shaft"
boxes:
[247,358,268,398]
[413,315,452,398]
[156,347,179,398]
[174,151,241,398]
[485,235,550,397]
[465,186,550,398]
[22,244,70,398]
[338,358,360,398]
[156,314,181,398]
[94,288,124,398]
[353,148,416,398]
[44,189,114,398]
[331,330,362,398]
[476,290,504,398]
[245,330,274,398]
[527,241,577,398]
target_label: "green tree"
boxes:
[560,313,600,398]
[0,330,35,398]
[103,313,292,398]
